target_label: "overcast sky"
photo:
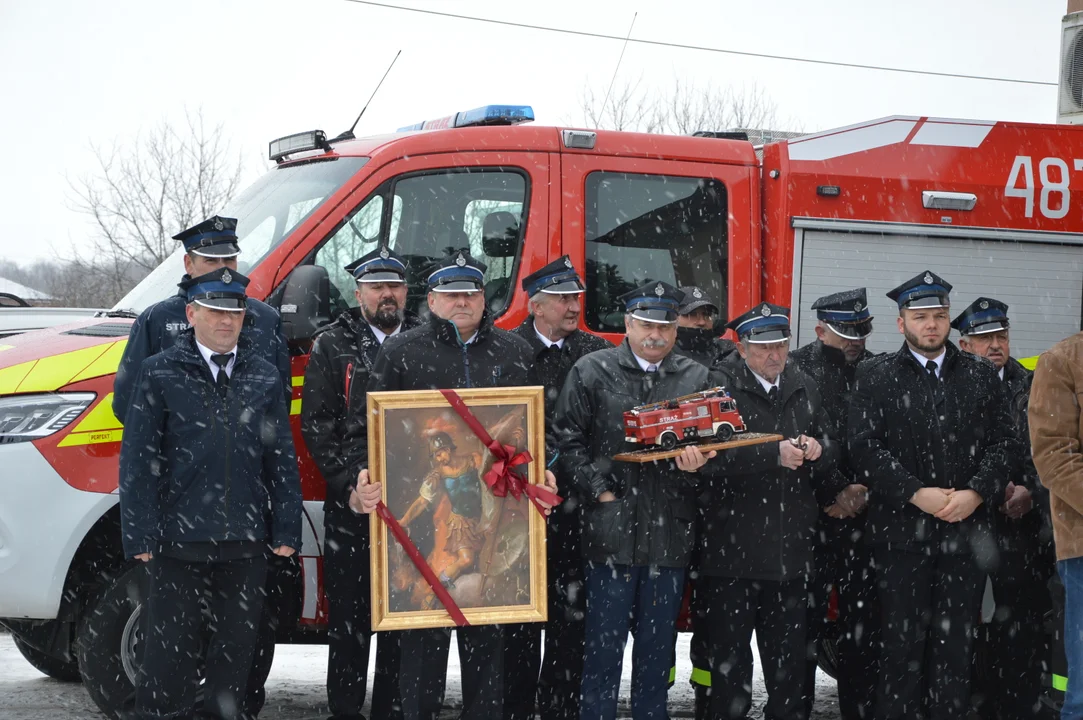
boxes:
[0,0,1066,266]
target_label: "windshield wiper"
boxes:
[98,309,139,319]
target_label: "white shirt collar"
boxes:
[534,321,565,349]
[748,366,780,394]
[998,366,1005,381]
[910,346,946,377]
[369,322,402,345]
[195,340,238,380]
[631,351,660,372]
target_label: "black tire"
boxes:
[659,432,679,450]
[715,424,735,442]
[75,563,277,719]
[12,633,82,682]
[815,634,839,680]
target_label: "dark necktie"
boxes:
[211,353,233,390]
[767,386,778,404]
[925,359,938,384]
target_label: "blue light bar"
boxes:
[397,104,535,132]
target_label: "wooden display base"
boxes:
[613,432,784,463]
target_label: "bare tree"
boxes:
[67,108,245,301]
[576,78,798,136]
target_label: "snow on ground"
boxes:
[0,632,841,719]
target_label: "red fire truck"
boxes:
[623,387,745,449]
[1,106,1079,715]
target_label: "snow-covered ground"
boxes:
[0,632,841,718]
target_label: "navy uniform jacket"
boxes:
[112,286,290,422]
[118,331,302,558]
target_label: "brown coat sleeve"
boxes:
[1029,347,1083,516]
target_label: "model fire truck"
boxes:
[623,387,746,450]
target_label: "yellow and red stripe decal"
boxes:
[58,392,124,447]
[291,375,304,415]
[0,341,126,395]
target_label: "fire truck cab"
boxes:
[1,106,1081,715]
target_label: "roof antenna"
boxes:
[333,49,402,142]
[598,12,637,126]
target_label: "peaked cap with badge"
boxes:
[678,285,718,316]
[951,297,1010,336]
[811,287,874,340]
[426,249,488,292]
[344,246,407,283]
[619,280,684,323]
[521,255,586,296]
[726,302,791,343]
[886,270,952,310]
[179,267,250,311]
[173,215,241,258]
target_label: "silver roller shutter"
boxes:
[790,222,1083,359]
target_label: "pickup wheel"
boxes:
[75,562,276,719]
[659,431,679,450]
[12,633,82,682]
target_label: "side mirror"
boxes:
[279,265,331,342]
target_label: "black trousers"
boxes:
[803,542,880,720]
[398,625,504,720]
[972,550,1052,719]
[503,623,541,720]
[537,509,585,720]
[689,574,710,720]
[706,576,807,720]
[325,507,402,720]
[136,551,267,720]
[874,546,983,720]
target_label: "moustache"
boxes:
[642,338,668,349]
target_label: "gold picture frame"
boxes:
[367,386,547,631]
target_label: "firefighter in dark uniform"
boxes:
[112,215,291,716]
[672,285,736,720]
[345,249,560,720]
[118,268,302,720]
[953,297,1054,719]
[792,288,879,720]
[702,302,841,720]
[674,285,736,368]
[511,256,611,720]
[301,247,419,720]
[113,216,290,420]
[552,281,717,720]
[848,271,1020,720]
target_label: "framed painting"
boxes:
[367,386,548,630]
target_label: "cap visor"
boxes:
[904,296,949,309]
[679,300,718,315]
[193,296,246,311]
[356,271,405,283]
[826,320,873,340]
[540,280,586,294]
[630,308,678,324]
[191,242,241,258]
[431,280,482,292]
[743,328,791,343]
[963,320,1009,335]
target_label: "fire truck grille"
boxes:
[63,323,134,338]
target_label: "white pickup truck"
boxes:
[0,294,105,339]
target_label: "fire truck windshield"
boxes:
[112,157,369,313]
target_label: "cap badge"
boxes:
[213,219,225,231]
[854,301,863,311]
[455,253,467,267]
[654,283,665,297]
[379,248,390,260]
[979,300,989,310]
[221,269,233,284]
[693,289,703,299]
[923,272,933,284]
[563,257,573,269]
[760,304,771,317]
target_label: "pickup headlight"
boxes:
[0,393,96,444]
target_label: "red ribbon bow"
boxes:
[439,389,562,516]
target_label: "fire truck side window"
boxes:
[312,168,527,320]
[583,172,728,333]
